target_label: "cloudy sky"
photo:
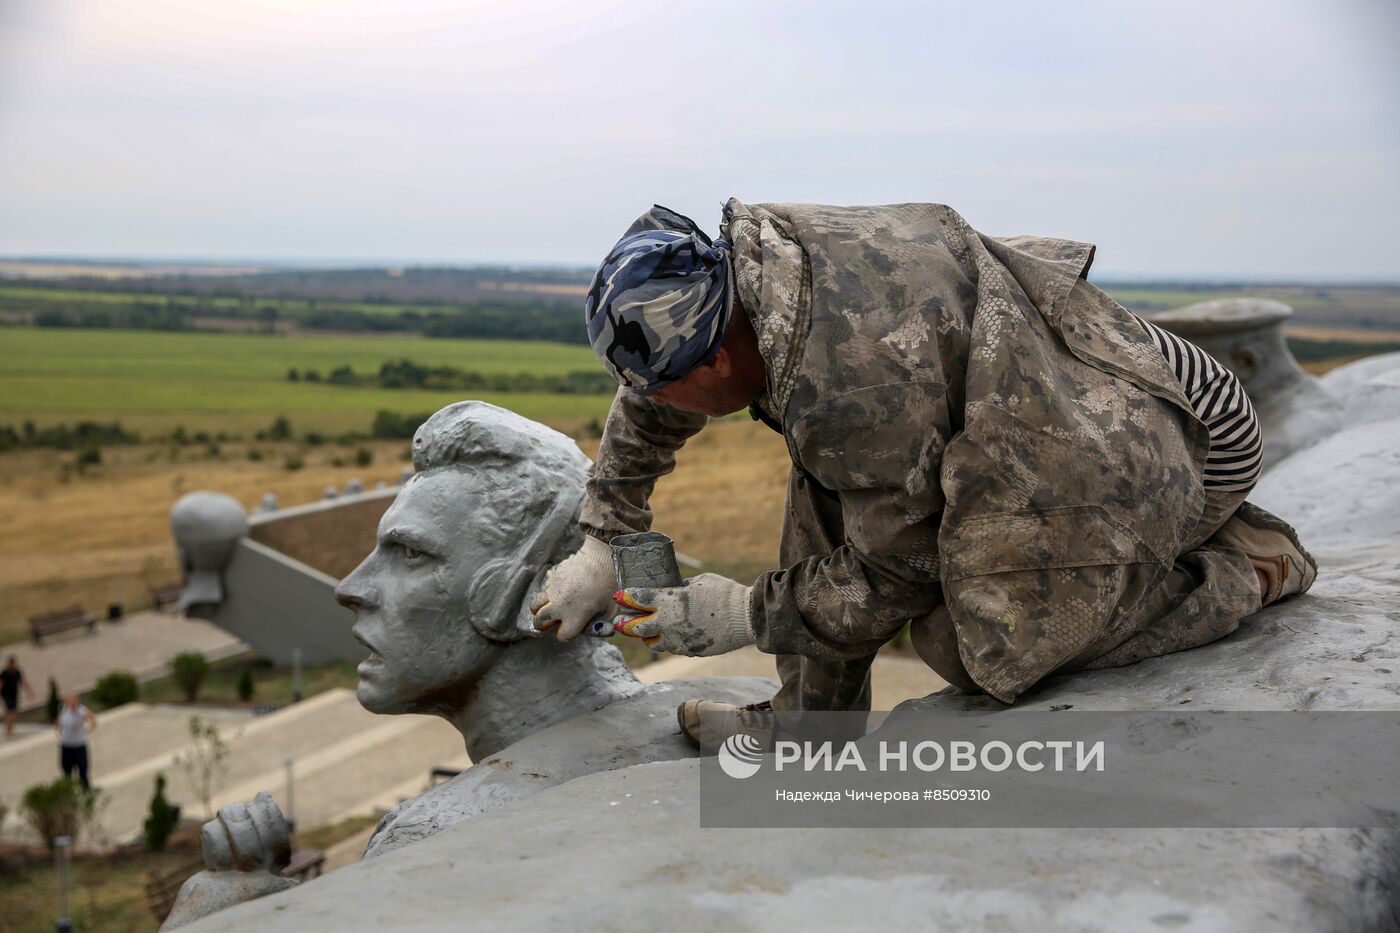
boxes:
[0,0,1396,278]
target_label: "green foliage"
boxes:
[21,778,98,851]
[1286,337,1400,362]
[45,678,61,722]
[91,671,139,709]
[75,446,102,467]
[0,419,137,453]
[169,651,210,703]
[143,773,179,852]
[283,453,305,471]
[236,666,255,702]
[354,446,373,467]
[371,409,432,439]
[246,447,263,461]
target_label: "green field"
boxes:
[0,326,613,434]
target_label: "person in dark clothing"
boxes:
[2,654,34,738]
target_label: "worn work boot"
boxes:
[677,699,778,751]
[1213,501,1318,606]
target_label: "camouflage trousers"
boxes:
[770,465,1263,714]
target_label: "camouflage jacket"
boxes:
[581,199,1211,701]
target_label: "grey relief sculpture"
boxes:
[163,401,772,926]
[161,793,297,930]
[1149,298,1344,469]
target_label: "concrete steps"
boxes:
[216,714,463,831]
[0,703,251,841]
[2,689,465,850]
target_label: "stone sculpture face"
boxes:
[337,469,503,715]
[334,400,592,719]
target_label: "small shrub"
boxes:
[170,652,210,703]
[268,416,292,440]
[45,678,61,722]
[22,778,83,851]
[237,666,255,702]
[91,671,139,710]
[175,716,229,820]
[247,448,264,462]
[355,447,373,467]
[75,447,101,467]
[331,456,345,468]
[283,453,304,471]
[143,773,179,852]
[304,431,325,446]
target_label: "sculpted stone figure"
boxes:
[161,793,297,930]
[338,400,771,856]
[164,401,772,927]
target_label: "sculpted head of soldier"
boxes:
[334,402,591,717]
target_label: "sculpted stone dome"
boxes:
[170,491,249,609]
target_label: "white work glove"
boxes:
[613,574,755,657]
[530,536,616,641]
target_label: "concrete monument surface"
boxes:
[185,358,1400,932]
[166,401,771,926]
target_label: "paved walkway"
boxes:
[2,610,247,713]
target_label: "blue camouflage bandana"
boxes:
[584,205,733,394]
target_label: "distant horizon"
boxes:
[2,254,1398,288]
[1,1,1396,281]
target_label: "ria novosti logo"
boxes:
[717,732,765,780]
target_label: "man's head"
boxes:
[586,205,767,415]
[63,692,78,709]
[334,402,591,717]
[5,654,15,669]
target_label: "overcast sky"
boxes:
[1,0,1396,279]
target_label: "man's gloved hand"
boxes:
[530,536,616,641]
[613,574,755,657]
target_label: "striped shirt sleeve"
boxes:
[1134,315,1263,493]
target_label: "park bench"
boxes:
[28,605,96,646]
[283,847,326,881]
[145,848,326,922]
[152,581,185,611]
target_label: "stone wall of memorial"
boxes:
[249,493,395,579]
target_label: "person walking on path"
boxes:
[56,692,97,788]
[2,654,35,737]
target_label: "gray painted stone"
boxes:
[1319,351,1400,430]
[168,401,773,923]
[190,537,361,666]
[170,491,249,610]
[183,363,1400,931]
[162,792,297,930]
[363,676,774,858]
[186,758,1400,933]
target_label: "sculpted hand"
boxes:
[530,536,616,641]
[613,574,755,657]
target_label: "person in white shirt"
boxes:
[55,692,97,789]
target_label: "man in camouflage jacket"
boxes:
[532,199,1314,732]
